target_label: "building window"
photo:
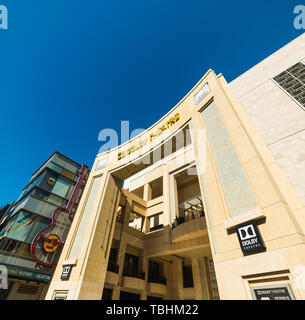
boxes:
[208,259,220,300]
[149,213,163,232]
[107,248,119,273]
[182,259,194,288]
[273,62,305,108]
[101,288,113,300]
[0,239,22,254]
[148,260,166,284]
[123,253,139,276]
[128,212,144,231]
[39,169,71,199]
[33,188,67,207]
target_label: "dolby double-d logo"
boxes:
[236,221,265,255]
[238,225,256,241]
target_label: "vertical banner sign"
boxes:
[236,221,265,255]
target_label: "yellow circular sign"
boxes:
[43,234,61,253]
[47,177,56,185]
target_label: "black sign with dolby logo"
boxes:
[61,265,72,281]
[236,221,265,255]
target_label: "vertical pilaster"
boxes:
[140,254,148,300]
[111,200,131,300]
[143,183,152,201]
[163,164,171,226]
[191,257,204,300]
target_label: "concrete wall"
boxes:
[230,32,305,205]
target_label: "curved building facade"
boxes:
[46,34,305,300]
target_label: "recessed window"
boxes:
[149,213,163,232]
[182,259,194,288]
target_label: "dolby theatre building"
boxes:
[46,33,305,300]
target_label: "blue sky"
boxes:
[0,0,304,206]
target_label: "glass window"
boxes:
[0,239,22,254]
[101,288,113,300]
[274,62,305,108]
[123,253,139,276]
[48,162,63,173]
[17,174,43,202]
[182,260,194,288]
[149,213,163,231]
[39,170,72,199]
[148,261,160,278]
[39,170,60,193]
[48,162,75,180]
[32,188,67,207]
[109,248,118,263]
[52,153,79,174]
[208,259,220,300]
[3,211,37,242]
[52,176,71,198]
[0,215,18,240]
[25,216,50,244]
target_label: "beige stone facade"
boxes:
[46,33,305,300]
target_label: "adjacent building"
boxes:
[42,32,305,300]
[0,152,89,300]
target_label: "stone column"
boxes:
[163,163,171,226]
[142,183,152,233]
[139,253,148,300]
[111,200,131,300]
[191,257,204,300]
[143,183,152,201]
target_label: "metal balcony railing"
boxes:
[149,224,163,232]
[123,270,145,280]
[171,210,205,229]
[148,274,167,285]
[172,195,205,229]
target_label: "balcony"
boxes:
[105,262,120,286]
[171,213,207,243]
[172,195,205,229]
[171,196,207,243]
[121,270,146,291]
[123,270,145,279]
[147,274,167,296]
[148,274,167,285]
[171,210,205,229]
